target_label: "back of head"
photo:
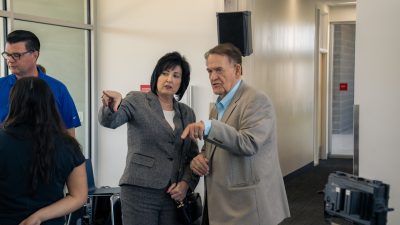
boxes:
[150,51,191,101]
[205,43,242,66]
[4,77,69,190]
[5,77,63,132]
[6,30,40,52]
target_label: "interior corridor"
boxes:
[279,158,353,225]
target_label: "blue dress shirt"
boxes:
[204,80,242,135]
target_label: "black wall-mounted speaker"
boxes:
[217,11,253,56]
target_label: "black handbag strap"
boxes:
[176,103,185,182]
[176,104,197,195]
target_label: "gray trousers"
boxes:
[120,185,183,225]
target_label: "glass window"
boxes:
[14,20,89,155]
[13,0,87,23]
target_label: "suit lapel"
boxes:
[173,102,184,137]
[208,82,246,157]
[220,81,245,123]
[207,82,246,174]
[207,104,218,159]
[146,92,175,137]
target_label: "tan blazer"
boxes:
[202,81,290,225]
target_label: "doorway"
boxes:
[328,22,356,158]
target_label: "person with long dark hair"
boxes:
[0,77,87,225]
[99,52,199,225]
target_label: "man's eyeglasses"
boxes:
[1,50,33,61]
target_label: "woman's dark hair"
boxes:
[150,52,190,101]
[3,77,79,190]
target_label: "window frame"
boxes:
[0,0,95,159]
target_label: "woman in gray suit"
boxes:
[99,52,199,225]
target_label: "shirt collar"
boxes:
[216,79,242,110]
[8,66,44,85]
[37,66,46,78]
[7,74,17,86]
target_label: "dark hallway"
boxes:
[280,158,353,225]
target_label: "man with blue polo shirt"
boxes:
[0,30,80,137]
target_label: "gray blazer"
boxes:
[202,81,290,225]
[99,91,199,190]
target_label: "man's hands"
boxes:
[181,121,205,141]
[181,122,210,176]
[190,154,209,176]
[101,90,122,112]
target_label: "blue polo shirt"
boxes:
[0,69,81,129]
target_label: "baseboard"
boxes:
[283,161,314,183]
[328,154,353,159]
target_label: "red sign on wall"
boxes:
[339,83,348,91]
[140,84,151,93]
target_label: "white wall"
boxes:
[243,0,317,175]
[329,4,356,22]
[354,0,400,223]
[95,0,223,189]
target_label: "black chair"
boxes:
[67,159,121,225]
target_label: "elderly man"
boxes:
[182,43,290,225]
